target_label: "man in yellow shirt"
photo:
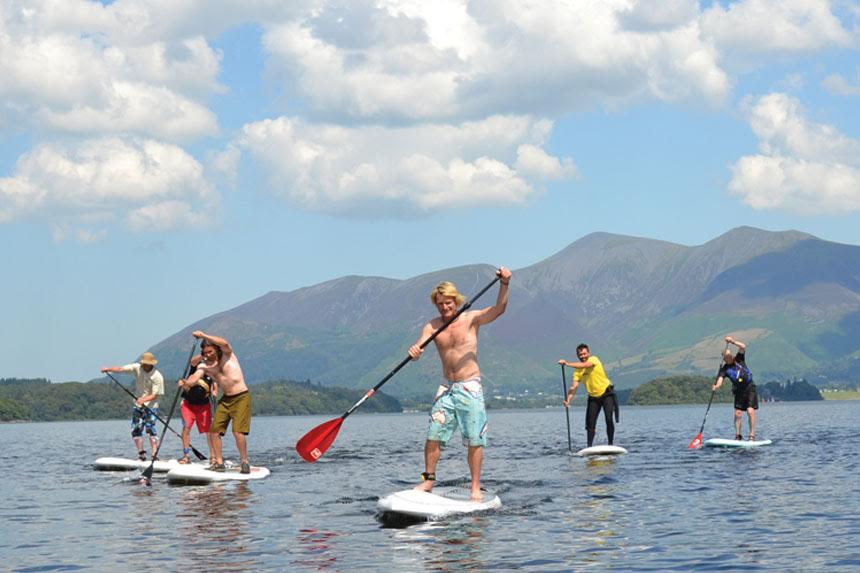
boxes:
[559,344,620,447]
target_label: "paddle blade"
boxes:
[688,433,703,449]
[296,417,344,463]
[190,445,208,461]
[140,465,155,482]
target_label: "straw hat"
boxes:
[139,352,158,366]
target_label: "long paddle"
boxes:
[140,340,198,483]
[296,275,502,462]
[105,372,207,461]
[560,364,572,452]
[688,342,730,449]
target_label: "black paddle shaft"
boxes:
[342,275,502,419]
[141,340,198,481]
[560,364,573,452]
[698,342,731,435]
[105,372,203,456]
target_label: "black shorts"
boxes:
[733,383,759,410]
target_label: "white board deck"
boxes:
[165,464,270,484]
[376,486,501,520]
[576,445,628,456]
[704,438,772,448]
[93,457,202,473]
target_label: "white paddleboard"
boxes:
[93,457,200,473]
[576,445,628,456]
[165,463,270,484]
[376,486,501,520]
[704,438,772,448]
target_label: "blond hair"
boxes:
[430,281,465,306]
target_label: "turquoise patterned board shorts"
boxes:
[427,377,488,447]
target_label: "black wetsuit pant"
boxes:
[586,390,617,447]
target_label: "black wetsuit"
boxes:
[718,351,758,410]
[585,386,620,447]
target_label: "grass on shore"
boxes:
[821,390,860,400]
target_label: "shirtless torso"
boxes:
[198,352,247,397]
[429,312,481,382]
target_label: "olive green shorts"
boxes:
[211,390,252,435]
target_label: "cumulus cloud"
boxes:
[823,71,860,95]
[3,0,857,232]
[0,137,217,239]
[236,115,573,214]
[0,0,223,140]
[728,93,860,214]
[262,0,730,120]
[701,0,852,60]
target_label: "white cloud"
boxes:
[701,0,852,57]
[0,137,217,238]
[619,0,699,31]
[0,1,223,140]
[728,93,860,214]
[515,144,577,180]
[823,71,860,95]
[236,115,573,214]
[37,81,218,141]
[262,0,730,120]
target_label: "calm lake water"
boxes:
[1,400,858,572]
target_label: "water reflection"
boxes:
[568,456,626,563]
[293,528,340,570]
[173,483,259,571]
[388,517,489,572]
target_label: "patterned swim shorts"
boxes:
[131,406,158,437]
[426,377,488,447]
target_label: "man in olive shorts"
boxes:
[408,267,511,500]
[181,331,252,474]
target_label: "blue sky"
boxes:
[2,0,859,382]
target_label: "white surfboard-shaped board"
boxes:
[376,486,501,520]
[165,464,270,484]
[576,445,628,456]
[704,438,772,448]
[93,457,201,473]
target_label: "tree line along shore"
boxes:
[0,375,840,423]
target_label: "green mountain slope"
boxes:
[142,227,860,398]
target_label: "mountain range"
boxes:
[146,226,860,399]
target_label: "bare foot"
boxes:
[414,480,433,493]
[470,490,483,501]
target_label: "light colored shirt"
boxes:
[573,355,613,398]
[120,363,165,408]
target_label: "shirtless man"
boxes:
[181,330,252,474]
[408,267,511,500]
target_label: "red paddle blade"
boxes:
[688,433,703,449]
[296,417,344,462]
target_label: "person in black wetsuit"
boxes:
[713,336,759,440]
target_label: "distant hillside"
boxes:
[0,378,401,422]
[141,227,860,399]
[627,375,822,405]
[759,379,822,402]
[628,375,733,405]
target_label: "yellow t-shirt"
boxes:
[573,355,612,397]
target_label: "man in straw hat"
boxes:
[408,267,512,501]
[101,352,165,461]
